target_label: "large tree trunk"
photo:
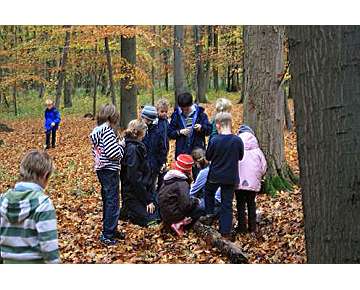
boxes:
[150,26,156,105]
[104,36,116,106]
[243,25,294,195]
[12,25,17,116]
[55,25,71,109]
[288,25,360,263]
[194,25,208,103]
[213,25,219,91]
[173,25,186,105]
[120,34,137,129]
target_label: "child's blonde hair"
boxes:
[96,104,120,128]
[156,98,170,111]
[215,112,232,128]
[215,98,232,113]
[45,99,54,106]
[123,119,147,140]
[19,150,54,183]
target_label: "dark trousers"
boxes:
[205,182,235,235]
[96,169,120,239]
[125,198,159,227]
[235,189,257,232]
[45,128,57,148]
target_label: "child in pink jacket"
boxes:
[235,125,267,233]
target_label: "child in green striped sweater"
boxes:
[0,150,60,264]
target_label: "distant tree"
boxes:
[194,25,209,103]
[173,25,186,105]
[104,36,116,106]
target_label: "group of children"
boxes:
[0,92,267,263]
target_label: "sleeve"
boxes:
[189,169,207,197]
[238,138,244,161]
[126,146,153,203]
[54,109,61,125]
[259,150,267,176]
[158,131,167,166]
[200,112,212,136]
[35,199,60,264]
[168,112,181,140]
[209,120,217,142]
[205,138,215,161]
[178,182,197,213]
[103,129,125,161]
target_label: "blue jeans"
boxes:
[205,182,235,235]
[96,169,120,239]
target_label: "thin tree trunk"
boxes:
[289,25,360,263]
[213,25,219,91]
[284,93,293,131]
[12,25,17,116]
[55,25,71,109]
[63,75,73,108]
[173,25,186,105]
[120,34,137,129]
[151,26,156,105]
[243,25,295,195]
[104,36,116,106]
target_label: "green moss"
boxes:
[263,175,294,197]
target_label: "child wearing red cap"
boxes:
[158,154,205,236]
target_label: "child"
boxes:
[209,98,232,142]
[203,112,244,239]
[140,105,167,199]
[168,92,212,158]
[156,98,170,190]
[90,104,125,246]
[44,99,61,149]
[0,150,60,264]
[120,119,159,227]
[235,125,267,233]
[158,154,204,236]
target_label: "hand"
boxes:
[194,124,202,132]
[146,203,155,214]
[180,128,191,137]
[51,122,55,127]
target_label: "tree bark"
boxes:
[12,25,17,116]
[64,75,73,108]
[104,36,116,106]
[243,25,294,195]
[120,34,137,129]
[194,25,208,103]
[284,93,293,131]
[213,25,219,91]
[55,25,71,109]
[151,26,156,105]
[288,25,360,263]
[173,25,186,105]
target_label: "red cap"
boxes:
[171,154,194,173]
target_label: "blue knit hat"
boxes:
[141,105,158,121]
[238,124,255,135]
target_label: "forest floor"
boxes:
[0,101,306,263]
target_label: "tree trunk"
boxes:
[63,76,73,108]
[120,34,137,129]
[284,93,293,131]
[213,25,219,91]
[288,25,360,263]
[243,25,295,196]
[194,25,208,103]
[104,36,116,106]
[12,26,17,116]
[151,26,156,105]
[173,25,186,105]
[55,25,71,109]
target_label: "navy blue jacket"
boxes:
[157,117,170,157]
[168,105,212,158]
[44,107,61,131]
[142,121,167,174]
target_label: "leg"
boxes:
[235,190,247,232]
[45,131,51,149]
[204,182,219,215]
[218,184,235,235]
[126,199,150,227]
[51,128,57,148]
[246,191,257,232]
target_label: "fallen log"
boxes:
[192,221,248,264]
[0,123,14,132]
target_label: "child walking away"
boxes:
[120,120,159,227]
[44,99,61,149]
[168,92,212,158]
[156,98,170,190]
[235,125,267,233]
[158,154,205,236]
[202,112,244,240]
[209,98,232,142]
[90,104,125,246]
[140,105,167,199]
[0,150,60,264]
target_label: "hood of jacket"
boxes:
[240,131,260,150]
[164,169,188,181]
[0,182,47,223]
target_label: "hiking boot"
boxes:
[99,234,118,246]
[199,214,216,226]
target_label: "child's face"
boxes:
[158,107,168,119]
[46,103,54,110]
[180,106,192,116]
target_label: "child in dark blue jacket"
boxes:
[168,92,212,159]
[44,99,61,149]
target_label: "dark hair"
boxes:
[96,104,120,128]
[19,150,54,183]
[177,92,193,107]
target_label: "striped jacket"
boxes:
[0,182,60,264]
[90,122,125,171]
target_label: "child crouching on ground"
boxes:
[0,150,60,264]
[90,104,125,246]
[158,154,205,236]
[235,125,267,233]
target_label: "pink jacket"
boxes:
[237,132,267,192]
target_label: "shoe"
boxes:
[99,234,118,246]
[113,231,126,240]
[234,225,247,234]
[52,145,56,148]
[44,145,50,150]
[171,222,185,236]
[221,233,236,242]
[199,214,216,226]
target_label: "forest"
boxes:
[0,25,359,264]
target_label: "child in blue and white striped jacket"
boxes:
[90,104,125,246]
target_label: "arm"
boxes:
[158,130,167,166]
[35,199,60,264]
[200,112,212,136]
[54,109,61,125]
[205,139,215,162]
[103,129,125,161]
[259,150,267,176]
[238,137,244,161]
[189,169,207,197]
[178,182,197,213]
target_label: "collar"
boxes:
[14,182,44,192]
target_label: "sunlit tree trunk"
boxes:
[173,25,186,105]
[104,36,116,106]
